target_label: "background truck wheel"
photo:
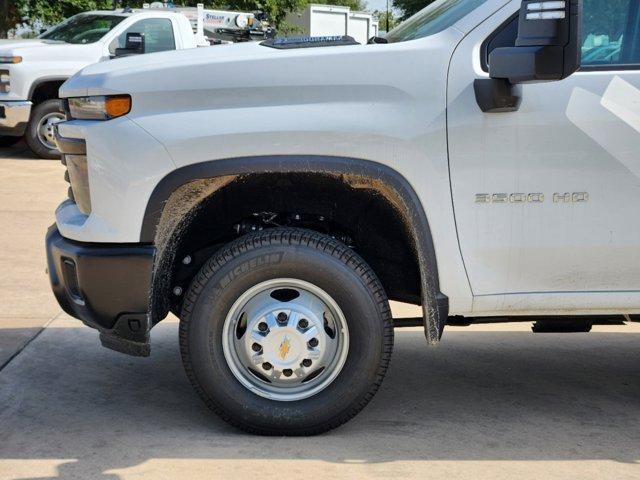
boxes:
[0,136,22,148]
[25,99,65,159]
[179,228,394,435]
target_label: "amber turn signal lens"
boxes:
[105,95,131,118]
[0,56,22,64]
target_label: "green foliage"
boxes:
[314,0,367,11]
[0,0,22,37]
[18,0,118,26]
[392,0,434,21]
[223,0,308,29]
[373,9,398,32]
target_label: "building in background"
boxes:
[286,4,378,44]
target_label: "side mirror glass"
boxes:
[114,32,146,57]
[490,0,582,83]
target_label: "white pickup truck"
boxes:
[0,5,260,158]
[47,0,639,435]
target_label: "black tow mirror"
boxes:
[114,32,146,57]
[491,0,582,83]
[475,0,582,112]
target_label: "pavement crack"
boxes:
[0,311,63,372]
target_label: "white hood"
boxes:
[0,39,64,52]
[0,39,100,64]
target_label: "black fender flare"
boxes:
[28,76,69,102]
[141,155,448,343]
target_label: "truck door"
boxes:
[447,0,640,309]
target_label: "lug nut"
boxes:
[252,343,262,352]
[172,286,183,296]
[258,322,268,332]
[277,312,288,324]
[298,318,309,329]
[182,255,192,265]
[308,338,319,348]
[302,359,312,367]
[262,362,272,370]
[283,369,293,377]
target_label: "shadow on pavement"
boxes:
[0,319,639,479]
[0,141,40,160]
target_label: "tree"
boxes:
[392,0,434,21]
[17,0,118,28]
[0,0,23,38]
[373,9,398,32]
[313,0,367,11]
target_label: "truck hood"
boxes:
[0,39,99,62]
[60,42,284,97]
[60,41,366,97]
[0,39,65,52]
[59,31,460,101]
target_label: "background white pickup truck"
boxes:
[0,5,259,158]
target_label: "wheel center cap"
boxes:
[265,328,303,367]
[278,335,292,360]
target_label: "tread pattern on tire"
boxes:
[179,227,394,435]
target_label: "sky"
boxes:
[366,0,395,13]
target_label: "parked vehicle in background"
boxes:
[0,4,268,158]
[286,4,379,44]
[47,0,640,435]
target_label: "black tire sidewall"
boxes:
[184,240,387,433]
[25,99,63,159]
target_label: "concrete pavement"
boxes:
[1,145,639,480]
[0,141,66,368]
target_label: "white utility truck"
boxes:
[47,0,639,435]
[0,5,263,158]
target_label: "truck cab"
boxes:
[46,0,640,435]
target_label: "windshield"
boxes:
[386,0,489,43]
[39,14,125,44]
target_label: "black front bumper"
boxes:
[46,225,156,356]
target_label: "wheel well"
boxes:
[150,172,424,322]
[30,80,66,105]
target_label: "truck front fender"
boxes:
[142,155,448,344]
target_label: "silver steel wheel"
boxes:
[36,112,65,151]
[222,278,350,401]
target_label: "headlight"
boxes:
[0,56,22,64]
[68,95,131,120]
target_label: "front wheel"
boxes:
[179,228,394,435]
[25,99,65,159]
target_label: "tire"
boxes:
[0,136,22,148]
[25,99,65,159]
[180,228,394,435]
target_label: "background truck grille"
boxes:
[0,70,9,93]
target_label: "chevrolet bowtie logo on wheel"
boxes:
[279,336,291,360]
